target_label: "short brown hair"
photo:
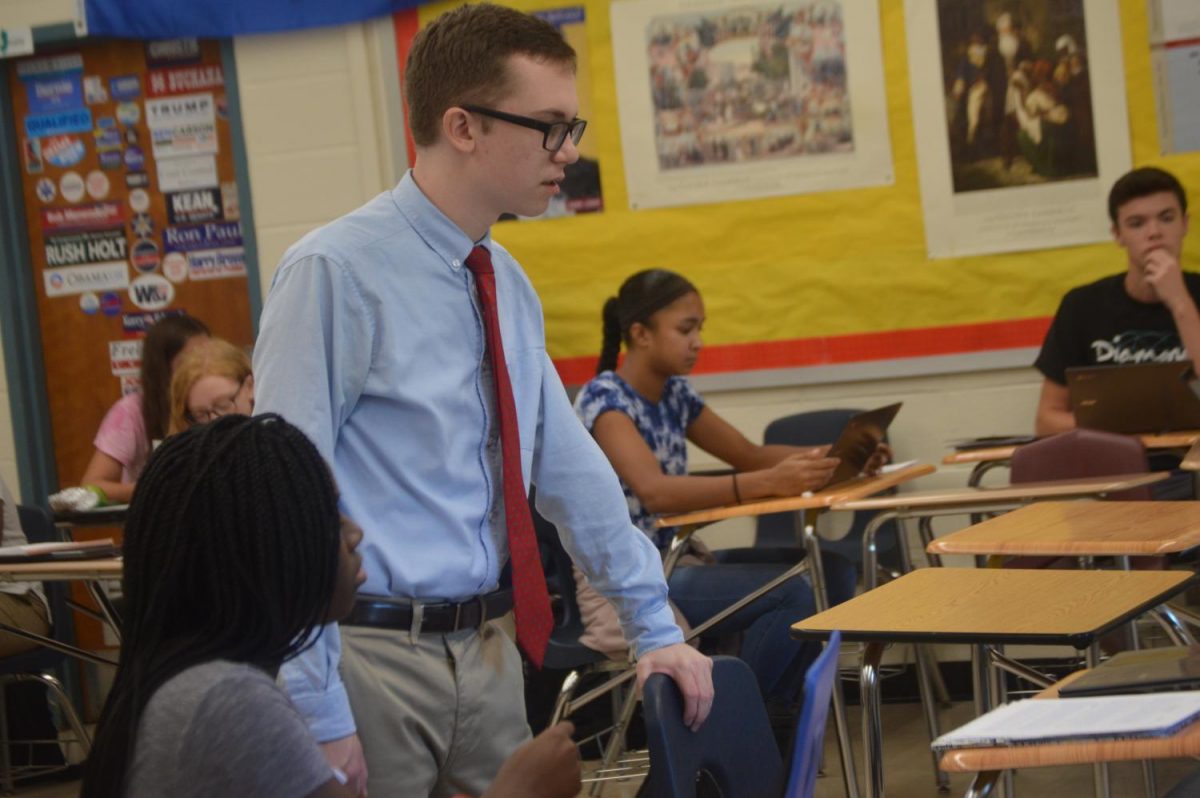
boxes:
[404,3,576,147]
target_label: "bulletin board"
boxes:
[399,0,1200,386]
[7,38,253,489]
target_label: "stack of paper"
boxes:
[932,692,1200,752]
[0,539,119,562]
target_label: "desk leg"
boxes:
[861,511,899,591]
[862,641,887,798]
[86,580,122,642]
[800,509,860,798]
[1086,643,1111,798]
[1117,558,1158,798]
[965,771,1001,798]
[971,645,992,717]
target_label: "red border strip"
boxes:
[552,317,1052,386]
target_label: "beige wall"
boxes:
[0,0,76,28]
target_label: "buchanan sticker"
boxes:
[156,154,217,192]
[44,261,129,297]
[44,229,128,267]
[166,188,221,224]
[41,134,84,167]
[131,239,160,274]
[59,171,85,203]
[86,169,110,200]
[41,202,124,233]
[128,273,174,310]
[109,339,143,376]
[148,64,223,97]
[163,221,241,252]
[188,247,246,281]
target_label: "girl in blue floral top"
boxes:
[573,269,862,723]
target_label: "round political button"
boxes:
[59,171,85,203]
[79,292,100,315]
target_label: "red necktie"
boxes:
[466,245,553,667]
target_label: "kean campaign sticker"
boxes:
[59,170,85,203]
[128,273,174,310]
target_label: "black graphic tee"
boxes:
[1034,272,1200,385]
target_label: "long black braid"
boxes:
[81,414,342,797]
[596,269,697,374]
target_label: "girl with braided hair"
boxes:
[82,414,579,797]
[572,269,873,732]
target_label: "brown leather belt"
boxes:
[344,589,513,633]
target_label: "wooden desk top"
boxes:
[0,558,122,582]
[656,463,935,528]
[831,472,1167,513]
[939,670,1200,772]
[927,501,1200,557]
[790,567,1194,648]
[942,430,1200,466]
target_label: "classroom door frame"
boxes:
[0,26,262,505]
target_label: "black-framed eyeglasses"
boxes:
[462,104,587,152]
[186,376,248,425]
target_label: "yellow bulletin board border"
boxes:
[396,0,1200,386]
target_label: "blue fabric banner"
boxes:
[84,0,419,39]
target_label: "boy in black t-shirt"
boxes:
[1034,167,1200,435]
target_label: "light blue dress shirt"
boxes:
[253,171,682,741]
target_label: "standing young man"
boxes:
[252,5,713,796]
[1034,167,1200,434]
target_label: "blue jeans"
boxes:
[667,552,855,707]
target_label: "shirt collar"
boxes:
[391,170,493,271]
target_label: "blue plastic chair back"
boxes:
[785,630,842,798]
[643,656,784,798]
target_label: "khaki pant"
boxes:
[0,592,49,659]
[340,620,530,798]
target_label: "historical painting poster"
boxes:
[908,0,1131,258]
[610,0,892,210]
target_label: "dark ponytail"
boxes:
[595,269,697,375]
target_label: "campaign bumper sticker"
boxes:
[41,201,124,233]
[82,75,108,104]
[122,309,184,334]
[148,64,223,97]
[128,273,174,310]
[44,261,129,298]
[166,188,221,224]
[44,229,128,267]
[156,154,217,192]
[163,221,241,252]
[23,71,83,114]
[110,74,141,101]
[145,38,200,68]
[25,108,91,138]
[146,93,216,159]
[42,134,84,167]
[188,247,246,281]
[109,339,143,376]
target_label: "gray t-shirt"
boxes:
[125,660,333,797]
